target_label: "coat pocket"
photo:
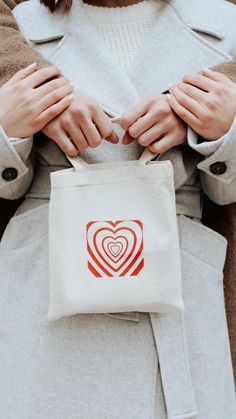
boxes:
[183,24,231,61]
[0,203,49,251]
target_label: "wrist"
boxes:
[0,118,11,138]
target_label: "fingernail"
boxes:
[149,147,158,154]
[27,62,37,69]
[110,116,121,124]
[166,93,171,100]
[66,94,74,101]
[168,83,173,90]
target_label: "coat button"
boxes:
[2,167,18,181]
[210,162,227,175]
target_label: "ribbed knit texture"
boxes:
[83,0,161,71]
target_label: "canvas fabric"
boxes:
[48,122,183,320]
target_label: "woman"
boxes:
[0,0,236,417]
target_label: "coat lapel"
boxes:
[49,8,141,116]
[14,0,231,112]
[128,0,231,97]
[14,0,140,116]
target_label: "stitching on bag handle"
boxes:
[66,117,158,171]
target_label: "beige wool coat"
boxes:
[0,0,236,418]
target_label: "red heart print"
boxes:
[87,220,144,278]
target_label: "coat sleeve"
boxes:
[0,0,52,199]
[0,127,34,200]
[0,0,50,86]
[188,117,236,205]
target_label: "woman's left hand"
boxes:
[168,69,236,141]
[120,94,187,154]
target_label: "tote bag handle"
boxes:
[67,116,157,171]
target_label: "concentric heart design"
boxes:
[103,237,128,262]
[87,220,144,277]
[109,243,121,256]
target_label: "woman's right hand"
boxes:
[42,91,119,156]
[0,63,74,138]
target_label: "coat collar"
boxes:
[14,0,226,43]
[166,0,226,39]
[14,0,142,115]
[14,0,231,115]
[126,0,230,100]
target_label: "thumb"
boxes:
[105,130,119,144]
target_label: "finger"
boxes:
[36,76,72,98]
[149,132,183,154]
[37,83,73,113]
[53,131,79,157]
[170,85,204,118]
[176,81,207,102]
[182,73,219,92]
[167,94,200,129]
[120,100,149,130]
[22,66,62,88]
[105,130,119,144]
[137,122,166,147]
[3,63,37,87]
[80,118,102,148]
[37,94,74,128]
[122,131,135,145]
[66,123,89,152]
[93,111,119,144]
[202,68,234,87]
[128,112,158,138]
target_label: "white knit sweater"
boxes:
[83,0,160,72]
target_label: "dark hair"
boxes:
[40,0,72,12]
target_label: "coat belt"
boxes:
[150,313,197,418]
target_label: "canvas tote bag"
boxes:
[48,118,184,321]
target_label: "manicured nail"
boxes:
[110,116,121,123]
[27,62,37,69]
[66,94,74,101]
[166,93,171,100]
